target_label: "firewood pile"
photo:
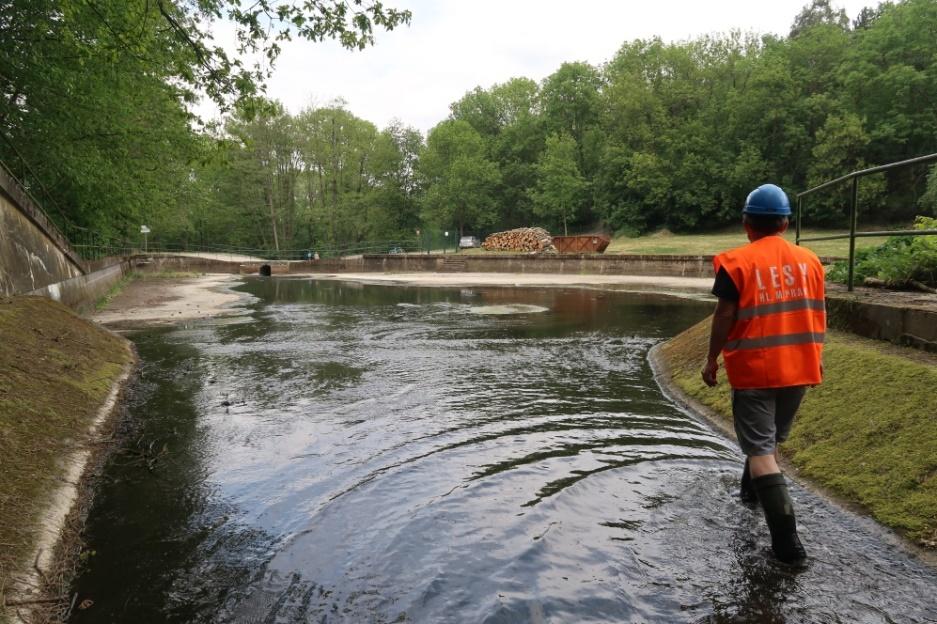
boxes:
[481,227,557,253]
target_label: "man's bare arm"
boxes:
[701,298,738,387]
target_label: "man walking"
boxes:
[701,183,825,565]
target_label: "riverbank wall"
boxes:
[27,259,134,315]
[134,251,722,277]
[0,168,84,297]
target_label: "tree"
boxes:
[540,62,603,174]
[806,113,885,224]
[451,78,547,228]
[919,167,937,216]
[790,0,849,38]
[530,134,586,235]
[419,120,500,237]
[0,0,409,242]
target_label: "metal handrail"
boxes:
[795,152,937,291]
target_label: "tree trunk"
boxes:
[265,182,279,251]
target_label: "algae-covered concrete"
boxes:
[654,317,937,550]
[0,297,134,623]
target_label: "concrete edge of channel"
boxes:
[645,341,937,569]
[6,338,138,624]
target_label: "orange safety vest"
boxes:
[713,235,825,389]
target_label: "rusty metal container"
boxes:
[551,235,611,254]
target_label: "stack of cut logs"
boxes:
[482,227,557,253]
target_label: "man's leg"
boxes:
[739,457,757,504]
[733,389,775,501]
[734,388,807,565]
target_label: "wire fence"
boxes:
[70,237,435,262]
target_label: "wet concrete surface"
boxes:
[72,279,937,623]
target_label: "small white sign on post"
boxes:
[140,225,150,253]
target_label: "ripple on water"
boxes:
[70,281,937,624]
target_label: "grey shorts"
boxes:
[732,386,807,456]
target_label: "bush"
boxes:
[827,217,937,288]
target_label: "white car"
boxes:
[459,236,480,249]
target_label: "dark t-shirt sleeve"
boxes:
[711,267,740,301]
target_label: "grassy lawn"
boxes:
[607,228,888,258]
[660,317,937,548]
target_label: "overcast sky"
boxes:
[205,0,874,133]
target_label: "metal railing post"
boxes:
[795,196,802,245]
[847,176,859,292]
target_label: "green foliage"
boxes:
[805,113,886,225]
[185,100,424,250]
[529,134,586,235]
[827,217,937,286]
[5,0,937,248]
[790,0,849,38]
[920,166,937,215]
[0,0,409,244]
[418,120,500,236]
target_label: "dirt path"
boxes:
[93,274,251,327]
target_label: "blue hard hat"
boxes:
[743,184,791,216]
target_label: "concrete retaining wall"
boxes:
[0,168,85,296]
[132,255,241,274]
[28,260,132,314]
[826,294,937,352]
[247,253,716,277]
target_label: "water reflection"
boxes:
[72,279,937,623]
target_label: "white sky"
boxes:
[203,0,874,133]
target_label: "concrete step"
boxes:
[441,257,467,272]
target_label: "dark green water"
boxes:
[71,279,937,623]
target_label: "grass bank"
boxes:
[607,228,885,257]
[658,318,937,548]
[0,297,133,620]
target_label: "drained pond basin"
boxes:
[73,279,937,623]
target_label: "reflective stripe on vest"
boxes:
[735,298,826,320]
[725,331,825,351]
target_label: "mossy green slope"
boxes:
[660,318,937,547]
[0,296,132,611]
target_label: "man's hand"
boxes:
[704,297,736,388]
[701,357,719,387]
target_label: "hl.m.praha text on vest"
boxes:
[714,236,826,389]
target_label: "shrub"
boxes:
[827,217,937,288]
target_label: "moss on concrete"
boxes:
[660,318,937,548]
[0,296,133,613]
[94,272,137,311]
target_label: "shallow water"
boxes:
[72,279,937,623]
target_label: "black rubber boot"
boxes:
[740,457,758,505]
[752,473,807,565]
